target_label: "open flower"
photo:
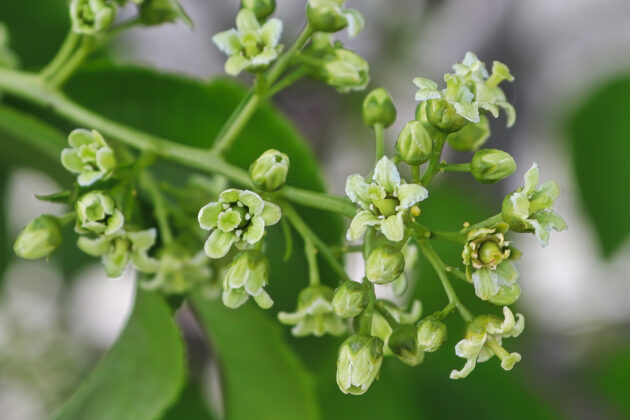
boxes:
[140,245,211,294]
[346,157,428,242]
[502,163,567,246]
[75,191,124,236]
[77,228,159,278]
[278,285,346,337]
[198,189,281,259]
[61,129,117,186]
[212,8,282,76]
[462,225,521,305]
[70,0,117,35]
[451,306,524,379]
[222,250,273,309]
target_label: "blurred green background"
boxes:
[1,1,630,419]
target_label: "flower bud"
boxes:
[242,0,276,20]
[426,98,468,133]
[332,281,368,318]
[76,191,124,236]
[388,324,425,366]
[365,245,405,285]
[336,334,384,395]
[395,121,433,165]
[306,0,349,33]
[139,0,192,27]
[362,88,397,128]
[249,149,289,192]
[446,116,490,152]
[322,48,370,93]
[223,250,273,309]
[471,149,516,184]
[13,215,63,259]
[416,317,447,352]
[70,0,117,35]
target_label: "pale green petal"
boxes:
[77,171,104,187]
[413,77,438,91]
[96,147,116,172]
[495,261,519,284]
[225,55,251,76]
[472,268,500,300]
[346,210,379,241]
[343,9,364,37]
[220,188,241,203]
[530,219,549,247]
[529,180,559,212]
[198,202,222,230]
[260,202,281,225]
[204,229,235,259]
[450,358,477,380]
[453,101,480,122]
[61,148,84,173]
[396,183,428,209]
[243,216,265,244]
[251,48,278,66]
[510,192,530,221]
[345,174,371,208]
[261,18,282,47]
[380,213,404,242]
[253,290,274,309]
[235,8,260,33]
[104,209,125,236]
[534,210,568,233]
[127,228,156,251]
[77,236,109,256]
[223,288,249,309]
[523,163,539,195]
[239,190,264,215]
[212,28,241,55]
[217,209,242,232]
[68,129,93,148]
[278,311,303,325]
[131,251,160,274]
[455,335,485,359]
[374,156,401,192]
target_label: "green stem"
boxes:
[139,171,173,245]
[375,301,399,328]
[266,25,313,85]
[0,68,353,217]
[280,201,351,283]
[463,213,503,232]
[411,165,420,183]
[58,211,76,226]
[304,237,320,285]
[265,67,308,98]
[410,222,466,243]
[210,91,260,155]
[417,239,472,322]
[374,123,385,162]
[445,265,468,282]
[440,162,471,172]
[40,31,80,80]
[358,228,377,335]
[48,37,95,88]
[435,302,456,321]
[420,131,447,185]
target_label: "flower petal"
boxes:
[523,163,539,195]
[345,174,371,208]
[204,229,235,259]
[127,228,157,251]
[222,288,249,309]
[472,268,500,300]
[251,48,278,66]
[261,202,281,226]
[261,18,282,46]
[225,54,251,76]
[235,8,260,32]
[243,216,265,244]
[396,183,428,209]
[77,236,109,256]
[217,209,242,232]
[253,290,274,309]
[343,9,365,37]
[212,28,241,55]
[104,209,125,236]
[61,148,84,173]
[77,171,104,187]
[380,213,404,242]
[374,156,401,193]
[239,190,264,215]
[198,202,222,230]
[346,210,379,241]
[96,147,116,172]
[68,129,93,148]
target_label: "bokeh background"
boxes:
[1,0,630,419]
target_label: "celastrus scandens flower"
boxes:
[370,300,422,356]
[212,8,283,76]
[75,191,124,236]
[198,189,281,259]
[222,250,273,309]
[140,246,211,294]
[462,225,521,305]
[70,0,116,35]
[336,334,384,395]
[61,129,117,187]
[450,306,524,379]
[306,0,365,37]
[502,163,567,247]
[346,156,428,242]
[77,228,160,278]
[278,285,346,337]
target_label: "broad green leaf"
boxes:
[53,290,186,420]
[191,293,319,420]
[567,76,630,257]
[161,380,217,420]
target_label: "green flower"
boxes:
[336,334,383,395]
[370,300,422,356]
[416,316,447,353]
[75,191,124,236]
[365,245,405,285]
[61,129,117,186]
[362,88,397,128]
[242,0,276,21]
[470,148,516,184]
[140,245,211,294]
[451,306,524,379]
[445,116,490,152]
[388,324,425,366]
[212,8,283,76]
[14,215,63,260]
[332,281,368,318]
[222,250,273,309]
[396,120,433,165]
[502,163,567,246]
[70,0,117,35]
[306,0,364,37]
[278,285,346,337]
[321,48,370,93]
[198,189,281,259]
[249,149,289,192]
[462,225,521,305]
[77,228,159,278]
[138,0,192,27]
[346,157,428,242]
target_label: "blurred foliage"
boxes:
[568,77,630,257]
[53,291,186,420]
[589,348,630,418]
[161,380,216,420]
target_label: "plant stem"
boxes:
[139,171,173,245]
[444,265,468,282]
[48,37,95,88]
[265,67,308,98]
[463,213,503,232]
[411,165,420,183]
[420,131,447,185]
[374,123,385,162]
[40,31,80,80]
[58,211,77,226]
[410,222,466,243]
[435,302,456,321]
[358,228,377,335]
[210,90,260,155]
[440,162,471,172]
[266,25,313,85]
[375,301,399,328]
[417,239,473,322]
[304,237,320,285]
[0,68,354,217]
[280,201,351,283]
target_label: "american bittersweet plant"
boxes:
[4,0,567,412]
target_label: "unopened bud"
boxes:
[366,245,405,285]
[395,121,433,165]
[446,116,490,152]
[471,149,516,184]
[322,48,370,93]
[388,324,425,366]
[416,317,447,352]
[139,0,192,27]
[76,191,124,236]
[70,0,117,35]
[306,0,348,33]
[223,250,272,309]
[336,334,384,395]
[332,281,368,318]
[249,149,289,192]
[14,215,63,259]
[426,98,468,133]
[242,0,276,20]
[362,88,397,128]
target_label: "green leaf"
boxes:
[190,294,319,420]
[589,348,630,417]
[567,76,630,257]
[0,165,9,282]
[53,290,186,420]
[161,380,217,420]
